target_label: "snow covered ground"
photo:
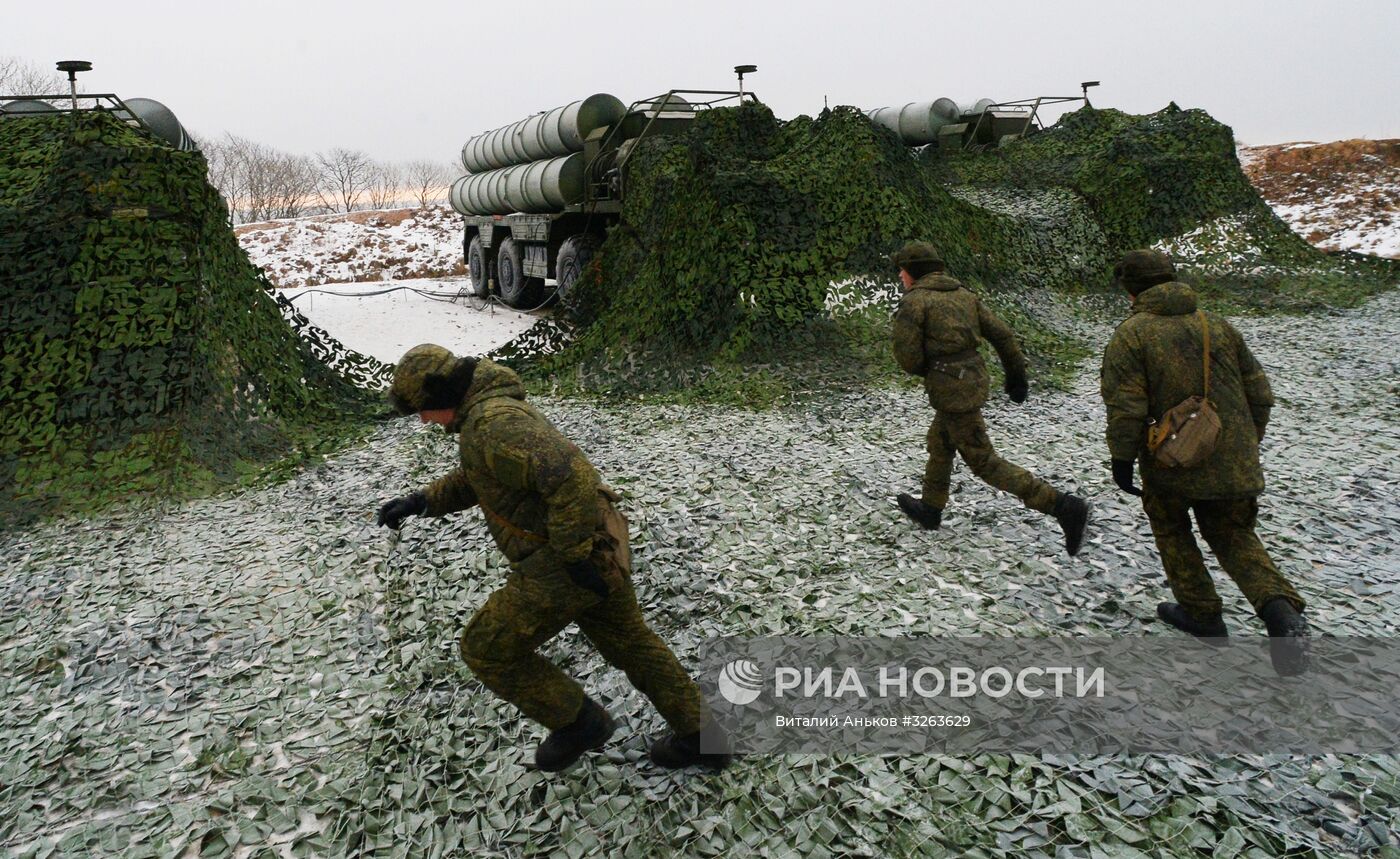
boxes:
[237,206,465,288]
[283,278,540,362]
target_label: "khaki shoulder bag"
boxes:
[1146,311,1222,468]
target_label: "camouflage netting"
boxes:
[509,103,1102,393]
[930,103,1400,286]
[502,102,1397,395]
[0,111,390,526]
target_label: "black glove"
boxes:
[565,558,610,600]
[1005,375,1028,404]
[377,491,427,529]
[1111,459,1143,497]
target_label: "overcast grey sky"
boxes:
[9,0,1399,164]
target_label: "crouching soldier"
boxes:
[1100,250,1309,675]
[890,241,1090,556]
[377,344,730,771]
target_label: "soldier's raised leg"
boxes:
[575,502,706,738]
[945,409,1088,554]
[1195,497,1309,674]
[458,572,593,731]
[941,410,1054,512]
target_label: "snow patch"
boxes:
[237,206,465,288]
[283,279,538,363]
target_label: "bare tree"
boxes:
[246,143,320,220]
[269,154,320,219]
[195,133,320,223]
[405,159,451,207]
[316,147,372,213]
[191,132,239,219]
[364,160,402,210]
[0,56,64,97]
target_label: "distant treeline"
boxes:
[198,136,457,225]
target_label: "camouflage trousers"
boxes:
[459,496,705,733]
[922,409,1060,514]
[1142,492,1306,619]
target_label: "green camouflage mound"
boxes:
[931,103,1399,301]
[930,104,1286,254]
[0,111,388,525]
[506,102,1396,399]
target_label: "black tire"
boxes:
[496,237,544,309]
[556,233,602,307]
[467,236,489,298]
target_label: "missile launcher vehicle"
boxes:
[449,90,753,308]
[450,88,1088,309]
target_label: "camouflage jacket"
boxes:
[1100,282,1273,498]
[892,273,1028,413]
[420,360,603,573]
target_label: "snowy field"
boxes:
[283,278,540,363]
[4,287,1399,857]
[237,207,465,288]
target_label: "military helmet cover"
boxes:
[890,241,944,271]
[1113,249,1176,289]
[389,343,464,415]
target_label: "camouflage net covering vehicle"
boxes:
[0,111,389,525]
[500,102,1397,398]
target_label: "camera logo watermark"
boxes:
[717,659,764,705]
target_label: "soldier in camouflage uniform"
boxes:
[890,241,1090,556]
[1100,250,1309,675]
[377,345,729,772]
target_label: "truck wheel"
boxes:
[496,237,544,309]
[467,236,490,298]
[556,234,602,306]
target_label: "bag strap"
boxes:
[1198,310,1210,400]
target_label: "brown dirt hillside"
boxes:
[1240,139,1400,258]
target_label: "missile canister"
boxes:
[866,105,903,137]
[898,99,960,145]
[867,97,997,145]
[449,153,586,215]
[120,98,198,151]
[866,99,964,145]
[460,94,625,174]
[958,98,996,117]
[0,99,58,116]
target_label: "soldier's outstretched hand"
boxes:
[378,491,427,529]
[1111,459,1144,496]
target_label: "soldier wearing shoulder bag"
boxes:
[1099,250,1310,676]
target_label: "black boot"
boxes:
[1157,602,1230,645]
[534,697,616,772]
[1052,493,1090,556]
[896,493,943,530]
[1258,597,1310,677]
[649,721,732,771]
